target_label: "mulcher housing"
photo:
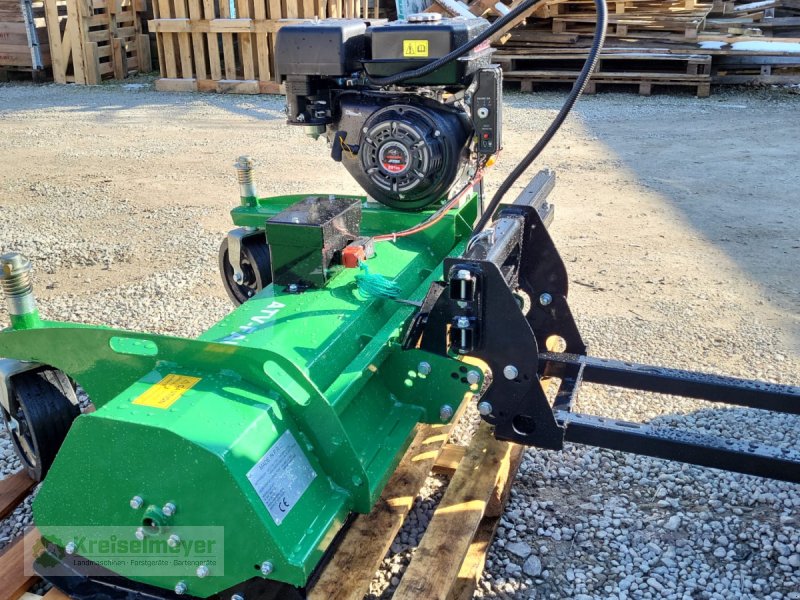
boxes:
[0,193,481,597]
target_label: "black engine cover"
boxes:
[333,95,472,210]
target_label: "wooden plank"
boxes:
[187,0,206,79]
[111,36,126,78]
[0,528,40,600]
[136,33,151,71]
[156,0,177,78]
[148,19,294,33]
[392,422,516,600]
[0,472,35,521]
[252,0,270,81]
[172,0,193,78]
[218,0,237,80]
[202,0,221,80]
[309,403,470,600]
[154,76,197,90]
[236,0,254,80]
[432,443,467,474]
[285,0,299,18]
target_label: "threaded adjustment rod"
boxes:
[234,155,257,206]
[1,252,42,329]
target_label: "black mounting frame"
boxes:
[408,169,800,483]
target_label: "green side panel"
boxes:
[34,369,350,594]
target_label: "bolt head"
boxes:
[478,401,493,416]
[231,595,245,600]
[439,404,454,422]
[455,269,472,281]
[167,534,181,548]
[135,527,145,541]
[65,541,77,555]
[417,361,432,376]
[196,565,209,578]
[260,561,274,576]
[175,582,187,595]
[466,370,481,385]
[235,155,254,169]
[233,272,244,284]
[129,495,143,510]
[162,502,176,517]
[288,284,298,293]
[456,316,470,329]
[503,365,519,380]
[539,293,553,306]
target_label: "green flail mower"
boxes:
[1,12,798,600]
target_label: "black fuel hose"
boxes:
[473,0,608,232]
[366,0,546,87]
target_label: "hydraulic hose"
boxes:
[473,0,608,233]
[366,0,548,87]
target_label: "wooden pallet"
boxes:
[150,0,380,94]
[507,71,712,95]
[497,50,713,74]
[42,0,151,84]
[548,0,709,16]
[552,12,711,39]
[0,0,54,78]
[0,399,531,600]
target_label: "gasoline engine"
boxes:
[276,15,501,209]
[0,5,798,600]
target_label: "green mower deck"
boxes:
[0,193,483,597]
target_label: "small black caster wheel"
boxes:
[1,368,80,482]
[218,233,272,306]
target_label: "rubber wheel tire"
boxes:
[2,368,80,482]
[218,233,272,306]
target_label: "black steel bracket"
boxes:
[407,169,800,482]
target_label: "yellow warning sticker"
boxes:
[132,374,201,410]
[403,40,429,58]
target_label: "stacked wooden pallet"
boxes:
[500,50,713,94]
[494,0,800,93]
[45,0,151,84]
[0,0,54,80]
[0,0,151,83]
[150,0,381,94]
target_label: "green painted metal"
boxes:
[0,193,482,596]
[10,309,41,330]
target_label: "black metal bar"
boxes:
[540,352,800,414]
[551,360,583,412]
[512,168,555,228]
[558,410,800,484]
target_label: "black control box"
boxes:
[472,65,503,154]
[264,196,362,287]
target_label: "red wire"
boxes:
[374,170,485,243]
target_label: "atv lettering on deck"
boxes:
[218,301,285,345]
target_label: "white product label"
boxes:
[246,430,317,525]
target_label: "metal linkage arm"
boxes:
[557,410,800,484]
[540,352,800,483]
[540,352,800,414]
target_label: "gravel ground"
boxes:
[0,79,798,599]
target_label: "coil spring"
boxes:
[235,156,255,184]
[1,254,33,299]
